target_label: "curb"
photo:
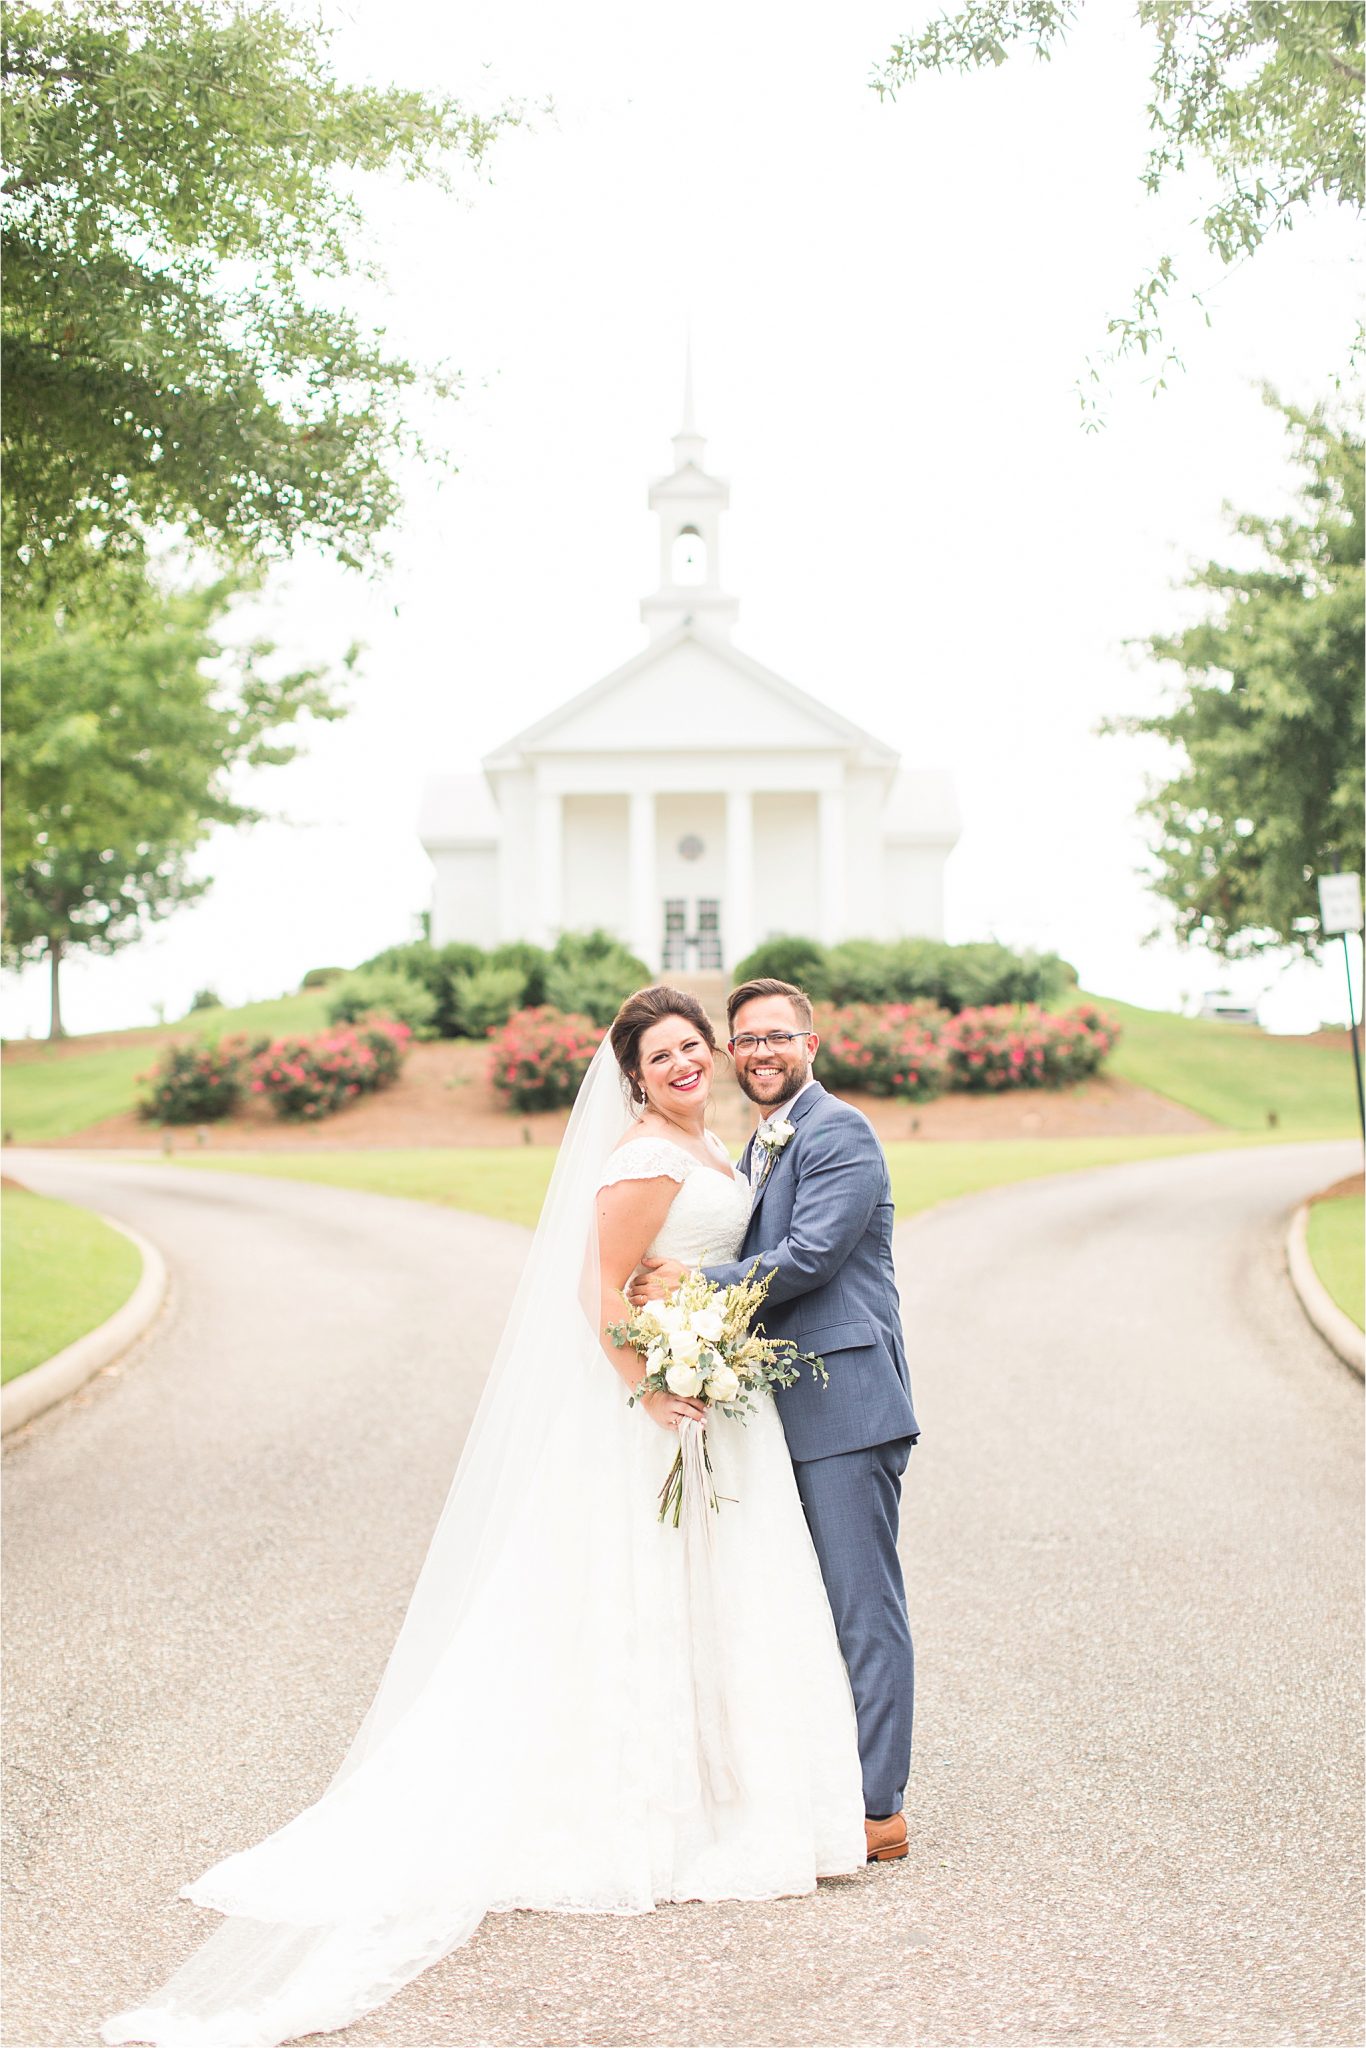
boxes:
[2,1213,169,1436]
[1286,1202,1364,1380]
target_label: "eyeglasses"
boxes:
[728,1031,811,1053]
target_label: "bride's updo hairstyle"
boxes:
[609,985,720,1110]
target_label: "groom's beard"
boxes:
[736,1055,812,1108]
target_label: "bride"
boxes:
[101,984,866,2048]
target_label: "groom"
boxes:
[628,975,918,1861]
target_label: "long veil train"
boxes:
[101,1036,640,2048]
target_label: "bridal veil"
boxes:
[101,1037,640,2048]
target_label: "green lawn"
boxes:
[1306,1193,1365,1331]
[2,990,332,1143]
[1070,988,1358,1136]
[173,1128,1296,1232]
[1,1185,143,1382]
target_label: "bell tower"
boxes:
[640,347,739,642]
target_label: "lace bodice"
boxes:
[597,1134,754,1266]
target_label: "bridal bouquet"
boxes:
[607,1262,827,1526]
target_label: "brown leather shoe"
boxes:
[865,1812,908,1862]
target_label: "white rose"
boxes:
[690,1308,724,1342]
[665,1360,704,1398]
[668,1327,702,1362]
[704,1364,739,1405]
[652,1302,685,1334]
[645,1341,667,1374]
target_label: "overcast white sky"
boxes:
[3,0,1361,1040]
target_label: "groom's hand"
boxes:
[626,1256,687,1305]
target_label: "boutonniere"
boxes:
[754,1117,795,1181]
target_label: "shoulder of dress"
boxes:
[596,1137,693,1190]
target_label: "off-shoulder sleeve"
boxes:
[596,1138,693,1190]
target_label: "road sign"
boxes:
[1318,872,1363,935]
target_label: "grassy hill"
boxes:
[1,991,331,1143]
[1,982,1359,1146]
[1072,990,1357,1136]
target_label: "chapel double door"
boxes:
[661,897,722,972]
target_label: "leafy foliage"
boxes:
[1103,392,1364,958]
[872,0,1365,399]
[487,1006,604,1112]
[2,0,510,611]
[135,1031,256,1122]
[325,967,438,1039]
[731,934,1073,1011]
[730,933,832,995]
[543,930,651,1028]
[249,1017,411,1120]
[1,572,347,1032]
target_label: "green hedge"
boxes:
[356,930,649,1039]
[731,934,1076,1012]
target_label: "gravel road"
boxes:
[3,1138,1361,2048]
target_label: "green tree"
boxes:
[2,574,349,1034]
[2,0,509,613]
[873,1,1364,404]
[1102,391,1364,959]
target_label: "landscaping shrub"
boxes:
[186,987,222,1013]
[299,966,348,989]
[326,968,437,1039]
[488,1007,604,1111]
[487,941,551,1007]
[451,963,527,1037]
[939,1002,1121,1091]
[359,940,484,1038]
[730,935,831,997]
[250,1017,413,1121]
[814,1003,950,1099]
[544,930,650,1027]
[137,1035,252,1123]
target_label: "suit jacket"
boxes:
[701,1080,919,1463]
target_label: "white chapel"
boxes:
[418,377,960,974]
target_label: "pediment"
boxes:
[485,628,896,764]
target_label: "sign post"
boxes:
[1317,873,1365,1146]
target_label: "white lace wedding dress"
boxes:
[100,1107,865,2048]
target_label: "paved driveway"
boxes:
[3,1139,1361,2046]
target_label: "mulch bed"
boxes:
[26,1037,1214,1152]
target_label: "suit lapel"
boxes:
[746,1080,826,1229]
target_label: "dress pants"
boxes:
[791,1436,915,1818]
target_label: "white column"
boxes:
[628,789,657,969]
[535,789,562,946]
[817,785,847,945]
[725,787,755,968]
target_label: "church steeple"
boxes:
[640,349,739,642]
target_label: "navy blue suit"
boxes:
[702,1080,918,1816]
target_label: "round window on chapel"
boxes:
[678,835,705,862]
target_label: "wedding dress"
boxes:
[100,1040,865,2048]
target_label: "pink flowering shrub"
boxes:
[250,1016,413,1121]
[939,1003,1120,1091]
[810,1000,1121,1099]
[137,1035,255,1123]
[813,1002,951,1100]
[489,1006,604,1111]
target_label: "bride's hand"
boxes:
[641,1390,707,1432]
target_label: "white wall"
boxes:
[562,794,630,939]
[431,847,500,947]
[883,842,949,939]
[753,792,819,940]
